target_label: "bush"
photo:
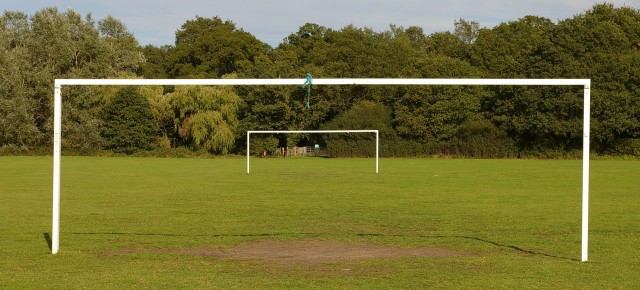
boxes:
[451,120,517,158]
[249,135,279,156]
[326,139,376,157]
[101,87,159,154]
[0,144,32,156]
[602,138,640,157]
[323,101,397,157]
[131,147,213,158]
[157,135,172,149]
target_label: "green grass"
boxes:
[1,156,639,289]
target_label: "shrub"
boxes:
[250,135,279,156]
[101,87,159,154]
[451,120,517,158]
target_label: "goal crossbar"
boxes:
[52,78,591,262]
[55,78,589,86]
[246,130,379,174]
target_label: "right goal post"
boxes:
[246,129,380,174]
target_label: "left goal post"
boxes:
[246,130,380,174]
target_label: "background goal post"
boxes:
[246,130,380,174]
[52,78,591,262]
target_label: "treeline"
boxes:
[1,4,640,157]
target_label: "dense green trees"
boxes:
[552,5,640,153]
[321,101,395,157]
[0,8,145,153]
[102,87,157,153]
[2,4,640,157]
[167,16,270,78]
[470,16,582,152]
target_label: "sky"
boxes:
[3,0,639,47]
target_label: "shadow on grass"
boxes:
[71,232,320,238]
[67,231,578,261]
[43,233,52,251]
[357,233,579,262]
[457,235,579,262]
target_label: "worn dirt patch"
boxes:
[179,240,469,265]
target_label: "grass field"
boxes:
[1,156,639,289]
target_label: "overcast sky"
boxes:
[3,0,638,47]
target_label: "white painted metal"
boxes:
[52,78,591,262]
[52,85,62,254]
[55,78,590,87]
[246,132,250,174]
[582,81,591,262]
[246,130,379,174]
[375,131,379,174]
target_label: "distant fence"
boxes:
[275,146,326,157]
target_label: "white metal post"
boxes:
[581,82,591,262]
[246,132,250,174]
[375,130,379,173]
[52,85,62,254]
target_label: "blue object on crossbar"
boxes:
[303,73,312,108]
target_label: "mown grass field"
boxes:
[1,156,639,289]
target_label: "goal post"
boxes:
[246,130,380,174]
[52,78,591,262]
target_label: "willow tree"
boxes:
[168,83,241,154]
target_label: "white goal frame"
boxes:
[52,78,591,262]
[246,129,379,174]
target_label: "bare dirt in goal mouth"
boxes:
[178,240,469,265]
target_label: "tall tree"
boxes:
[168,82,241,154]
[101,87,158,153]
[550,4,640,153]
[470,15,584,151]
[141,44,170,78]
[454,18,480,44]
[471,15,555,78]
[98,15,146,74]
[321,101,396,157]
[0,11,43,148]
[0,8,146,152]
[167,16,270,78]
[393,55,485,143]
